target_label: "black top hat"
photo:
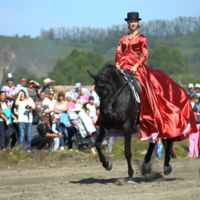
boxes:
[125,12,142,21]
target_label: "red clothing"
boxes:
[115,33,197,142]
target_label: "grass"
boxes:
[0,138,190,167]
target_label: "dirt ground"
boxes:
[0,152,200,200]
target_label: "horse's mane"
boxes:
[97,64,117,75]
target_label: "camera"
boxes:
[25,105,31,109]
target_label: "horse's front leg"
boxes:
[95,121,112,170]
[123,123,134,183]
[162,138,172,175]
[142,142,156,175]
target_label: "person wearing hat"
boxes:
[195,83,200,97]
[71,82,91,99]
[1,73,18,101]
[41,78,55,95]
[65,92,75,109]
[186,83,196,99]
[115,12,197,142]
[68,103,96,154]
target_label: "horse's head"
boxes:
[88,64,122,100]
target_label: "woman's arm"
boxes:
[54,103,61,114]
[115,37,123,69]
[138,36,148,66]
[15,92,21,106]
[59,101,69,112]
[131,36,148,73]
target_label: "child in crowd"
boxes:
[65,92,75,109]
[51,114,62,151]
[77,88,89,104]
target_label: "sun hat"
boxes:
[81,88,88,94]
[75,82,81,88]
[65,92,74,99]
[188,83,194,88]
[195,83,200,88]
[73,103,83,112]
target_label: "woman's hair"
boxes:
[7,78,14,82]
[27,79,33,86]
[57,91,65,101]
[17,90,27,99]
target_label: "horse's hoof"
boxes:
[127,177,135,184]
[142,162,151,175]
[105,161,112,171]
[164,165,172,175]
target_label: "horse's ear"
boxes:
[87,70,97,80]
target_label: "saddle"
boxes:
[118,68,140,103]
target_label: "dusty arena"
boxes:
[0,151,199,200]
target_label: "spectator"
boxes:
[39,91,53,116]
[10,94,20,149]
[86,96,97,120]
[90,85,100,106]
[71,103,96,154]
[50,114,61,151]
[27,79,41,101]
[48,89,57,112]
[0,91,11,151]
[41,78,55,95]
[1,73,18,101]
[15,90,35,152]
[32,115,61,150]
[54,91,69,150]
[72,82,90,99]
[65,92,75,109]
[77,88,89,104]
[187,83,197,99]
[195,83,200,99]
[16,77,29,97]
[188,131,199,157]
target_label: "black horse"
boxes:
[88,64,173,183]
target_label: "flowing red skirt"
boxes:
[134,64,197,142]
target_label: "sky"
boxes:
[0,0,199,38]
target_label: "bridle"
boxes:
[96,70,128,113]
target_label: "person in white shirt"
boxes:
[48,89,57,112]
[39,91,53,115]
[15,90,35,152]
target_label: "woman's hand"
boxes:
[116,63,120,69]
[130,63,140,73]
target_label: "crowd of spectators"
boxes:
[187,83,200,158]
[0,74,200,157]
[0,74,102,154]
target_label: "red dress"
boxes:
[115,33,197,142]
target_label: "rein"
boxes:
[100,81,128,104]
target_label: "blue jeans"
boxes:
[18,122,32,150]
[0,121,11,150]
[57,121,68,147]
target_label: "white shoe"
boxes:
[60,147,64,150]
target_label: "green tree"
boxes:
[148,45,189,75]
[12,67,38,83]
[48,49,106,84]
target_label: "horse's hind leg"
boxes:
[123,124,134,183]
[162,138,172,175]
[142,142,156,175]
[95,121,112,170]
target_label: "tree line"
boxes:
[40,16,200,44]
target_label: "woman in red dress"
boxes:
[115,12,197,142]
